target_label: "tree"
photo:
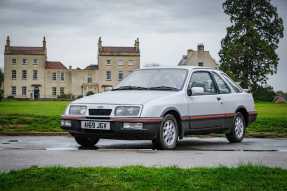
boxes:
[0,68,3,101]
[0,68,3,86]
[253,85,275,102]
[219,0,284,91]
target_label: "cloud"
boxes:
[0,0,286,90]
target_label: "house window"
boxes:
[11,70,16,80]
[33,70,38,80]
[22,86,27,96]
[128,60,134,66]
[87,76,92,83]
[52,87,57,96]
[60,72,64,81]
[11,86,16,96]
[106,71,112,81]
[56,72,61,80]
[22,58,27,65]
[12,58,16,64]
[198,62,204,66]
[60,87,64,96]
[106,59,111,65]
[118,71,124,81]
[33,59,38,64]
[117,59,124,66]
[52,72,57,80]
[22,70,27,80]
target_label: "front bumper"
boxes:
[60,116,162,140]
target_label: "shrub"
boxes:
[0,89,3,101]
[86,91,94,96]
[57,94,74,100]
[253,85,275,102]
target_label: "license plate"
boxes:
[81,121,110,130]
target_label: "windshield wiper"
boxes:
[148,86,179,91]
[112,86,149,91]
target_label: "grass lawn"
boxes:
[247,102,287,137]
[0,165,287,191]
[0,100,69,133]
[0,100,286,136]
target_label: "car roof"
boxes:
[141,65,217,71]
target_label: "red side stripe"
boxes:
[182,113,235,121]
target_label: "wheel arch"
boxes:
[235,106,249,126]
[161,107,183,139]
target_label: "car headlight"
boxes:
[69,105,87,115]
[114,106,140,116]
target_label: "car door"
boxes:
[210,72,234,129]
[186,71,224,132]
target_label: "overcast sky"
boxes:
[0,0,286,91]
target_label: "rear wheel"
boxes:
[225,112,245,143]
[153,114,179,150]
[74,136,100,147]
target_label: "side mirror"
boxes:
[191,87,204,96]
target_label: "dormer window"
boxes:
[198,62,204,66]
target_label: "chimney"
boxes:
[197,43,204,51]
[134,38,139,52]
[98,36,102,52]
[6,35,10,47]
[5,35,10,52]
[43,36,46,49]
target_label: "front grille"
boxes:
[89,109,112,116]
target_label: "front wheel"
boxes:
[74,136,100,147]
[225,112,246,143]
[154,114,179,150]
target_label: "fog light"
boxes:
[123,123,143,129]
[64,120,72,127]
[61,120,71,127]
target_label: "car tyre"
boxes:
[155,114,179,150]
[225,112,246,143]
[74,136,99,147]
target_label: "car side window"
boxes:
[221,73,243,93]
[212,72,231,94]
[189,72,217,95]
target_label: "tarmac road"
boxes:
[0,136,287,171]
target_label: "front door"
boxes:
[186,71,224,132]
[33,87,40,99]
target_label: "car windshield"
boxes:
[113,68,188,91]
